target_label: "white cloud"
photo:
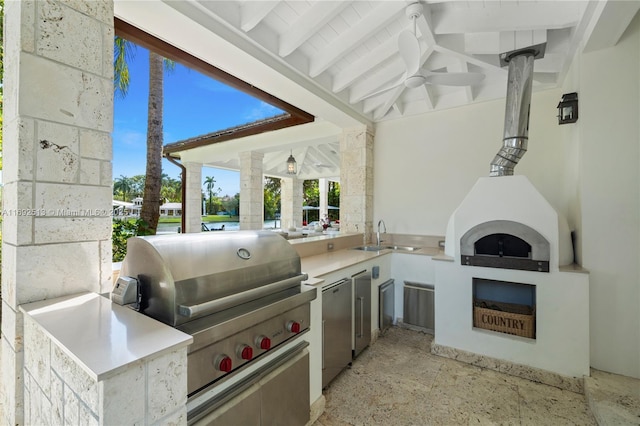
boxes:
[114,129,146,147]
[194,78,235,93]
[245,101,283,121]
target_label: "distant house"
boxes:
[160,202,182,217]
[113,197,182,217]
[112,200,134,216]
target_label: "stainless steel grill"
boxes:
[116,230,316,421]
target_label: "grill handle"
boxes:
[179,273,309,319]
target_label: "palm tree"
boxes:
[130,174,145,198]
[161,174,181,202]
[113,175,133,201]
[114,38,173,235]
[203,176,219,215]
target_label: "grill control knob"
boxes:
[238,345,253,360]
[256,336,271,350]
[286,321,301,334]
[215,355,233,373]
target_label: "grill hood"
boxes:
[119,231,304,326]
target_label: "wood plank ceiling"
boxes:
[180,0,593,121]
[141,0,636,179]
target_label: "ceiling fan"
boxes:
[363,3,484,100]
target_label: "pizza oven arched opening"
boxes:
[460,220,550,272]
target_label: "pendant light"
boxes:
[287,150,297,175]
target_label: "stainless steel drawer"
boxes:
[403,281,434,332]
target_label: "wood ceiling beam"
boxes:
[279,2,350,57]
[417,85,434,110]
[583,0,640,52]
[373,85,405,120]
[392,102,403,117]
[453,59,474,103]
[432,2,583,34]
[240,1,280,32]
[316,144,340,169]
[332,34,399,93]
[309,2,406,77]
[263,152,285,171]
[294,147,310,177]
[309,146,338,170]
[114,18,315,156]
[115,17,313,123]
[416,4,437,47]
[349,63,405,104]
[434,44,506,75]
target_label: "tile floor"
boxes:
[315,327,597,425]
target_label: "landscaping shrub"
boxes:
[112,218,150,262]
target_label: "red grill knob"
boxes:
[257,336,271,350]
[287,321,301,334]
[240,345,253,360]
[216,355,233,372]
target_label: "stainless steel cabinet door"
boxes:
[403,282,435,331]
[379,279,395,332]
[322,279,352,388]
[261,352,309,426]
[353,271,372,357]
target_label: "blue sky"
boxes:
[113,43,283,197]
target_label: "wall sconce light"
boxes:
[557,92,578,124]
[286,151,297,175]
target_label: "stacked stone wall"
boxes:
[2,1,115,423]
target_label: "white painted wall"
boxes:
[571,12,640,379]
[373,87,571,237]
[373,13,640,379]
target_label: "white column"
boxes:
[319,178,329,223]
[2,1,114,423]
[239,152,264,230]
[184,162,203,233]
[339,126,374,242]
[281,177,303,230]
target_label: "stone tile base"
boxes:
[585,368,640,425]
[431,342,585,394]
[307,395,325,426]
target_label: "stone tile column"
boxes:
[339,126,374,242]
[184,162,203,233]
[319,178,329,222]
[2,1,115,423]
[281,177,303,230]
[239,152,264,230]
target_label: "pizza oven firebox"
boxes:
[460,220,550,272]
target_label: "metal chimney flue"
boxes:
[490,43,546,177]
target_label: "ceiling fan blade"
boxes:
[398,30,421,76]
[360,75,405,100]
[422,71,485,86]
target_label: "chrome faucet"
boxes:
[376,220,387,247]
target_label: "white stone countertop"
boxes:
[301,249,384,280]
[20,292,193,381]
[301,245,441,282]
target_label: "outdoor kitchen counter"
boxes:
[300,245,441,281]
[301,248,384,280]
[20,291,193,380]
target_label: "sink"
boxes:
[352,245,421,252]
[352,245,389,251]
[387,245,421,251]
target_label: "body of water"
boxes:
[157,220,279,234]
